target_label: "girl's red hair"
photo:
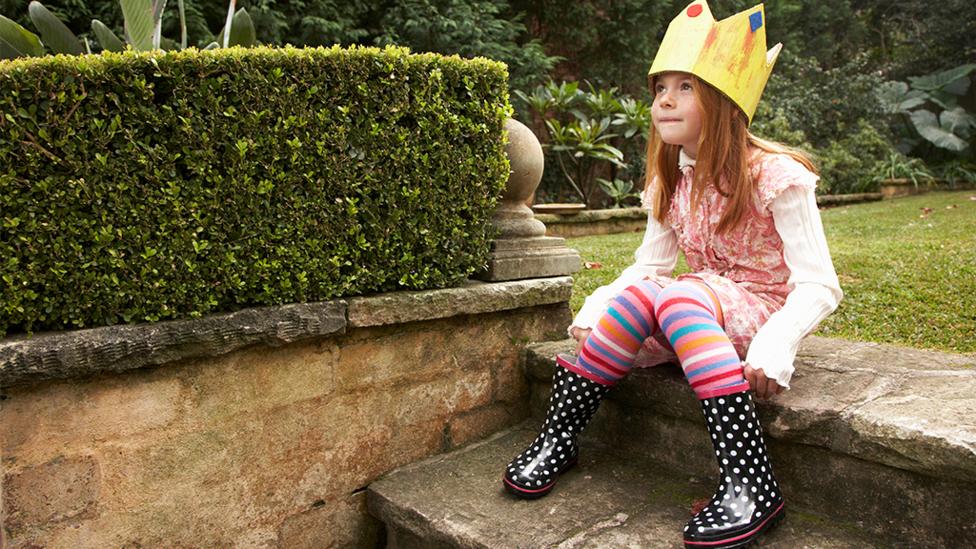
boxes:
[646,74,817,234]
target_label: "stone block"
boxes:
[97,428,235,511]
[842,370,976,482]
[0,301,347,388]
[4,454,100,537]
[476,237,581,281]
[761,365,881,449]
[346,277,572,328]
[335,323,468,392]
[490,353,528,404]
[448,403,521,448]
[393,370,495,426]
[1,373,181,460]
[522,339,574,381]
[187,339,336,425]
[773,440,976,546]
[535,207,647,239]
[277,492,381,549]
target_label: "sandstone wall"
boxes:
[535,208,646,238]
[0,279,572,548]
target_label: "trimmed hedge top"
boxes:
[0,45,511,335]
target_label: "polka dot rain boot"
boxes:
[683,391,786,548]
[502,354,611,499]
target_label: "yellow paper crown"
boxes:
[648,0,782,124]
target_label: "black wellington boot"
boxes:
[683,390,785,548]
[502,354,611,499]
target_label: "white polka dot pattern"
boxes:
[683,390,785,547]
[503,359,610,499]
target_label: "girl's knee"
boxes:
[620,278,663,302]
[656,280,704,304]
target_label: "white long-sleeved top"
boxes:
[570,153,842,389]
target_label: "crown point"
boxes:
[687,4,703,17]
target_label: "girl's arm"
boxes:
[745,185,843,389]
[569,210,678,335]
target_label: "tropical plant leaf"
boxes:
[877,81,928,115]
[121,0,154,51]
[927,89,959,111]
[908,64,976,92]
[229,8,256,47]
[941,107,976,139]
[215,8,258,48]
[898,97,926,111]
[0,14,45,58]
[91,20,125,52]
[28,1,83,55]
[943,74,971,96]
[911,110,968,151]
[214,7,255,48]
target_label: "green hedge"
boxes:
[0,45,511,335]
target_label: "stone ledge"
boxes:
[346,277,572,328]
[535,208,647,238]
[0,302,348,388]
[0,277,572,388]
[534,207,646,224]
[816,192,883,207]
[524,336,976,485]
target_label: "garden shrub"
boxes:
[815,121,897,195]
[0,45,510,335]
[764,51,886,149]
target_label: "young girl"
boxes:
[502,2,842,547]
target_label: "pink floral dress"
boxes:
[633,152,819,368]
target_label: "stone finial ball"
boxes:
[503,118,544,203]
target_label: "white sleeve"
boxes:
[569,210,679,334]
[745,186,843,388]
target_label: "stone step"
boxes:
[522,336,976,546]
[368,425,890,548]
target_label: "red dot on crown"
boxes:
[687,4,703,17]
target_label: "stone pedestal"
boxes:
[475,119,580,281]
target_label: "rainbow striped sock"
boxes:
[654,280,749,400]
[575,278,663,385]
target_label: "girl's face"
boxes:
[651,72,704,157]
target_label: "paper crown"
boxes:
[648,1,782,124]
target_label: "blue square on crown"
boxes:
[749,11,763,32]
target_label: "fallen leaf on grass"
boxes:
[946,204,958,209]
[691,497,710,515]
[919,207,933,218]
[584,261,603,270]
[970,196,976,201]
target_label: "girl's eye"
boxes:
[680,82,693,91]
[655,85,665,94]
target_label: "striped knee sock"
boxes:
[571,278,663,385]
[654,280,749,399]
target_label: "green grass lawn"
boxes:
[566,190,976,354]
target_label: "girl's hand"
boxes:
[743,364,783,400]
[570,327,592,355]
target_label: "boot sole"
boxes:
[683,501,786,548]
[502,459,577,500]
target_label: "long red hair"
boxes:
[646,74,817,234]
